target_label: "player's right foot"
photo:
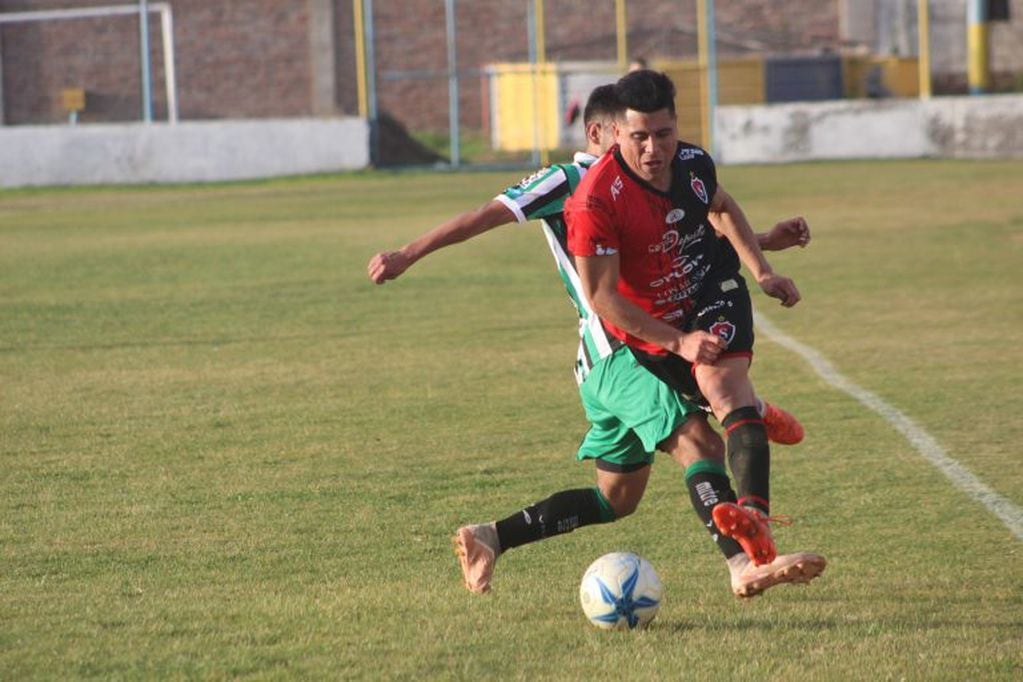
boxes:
[762,401,805,445]
[712,502,777,566]
[452,523,500,594]
[731,552,827,598]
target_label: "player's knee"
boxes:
[600,485,643,518]
[596,463,650,518]
[609,494,641,518]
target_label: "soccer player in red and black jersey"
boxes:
[369,85,818,598]
[566,69,825,584]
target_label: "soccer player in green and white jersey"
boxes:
[367,86,815,598]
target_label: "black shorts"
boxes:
[631,275,754,405]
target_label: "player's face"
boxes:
[613,108,677,189]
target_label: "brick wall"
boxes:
[2,0,1019,131]
[0,0,313,124]
[373,0,841,132]
[0,0,841,127]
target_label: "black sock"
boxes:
[684,460,744,559]
[495,487,615,551]
[723,406,771,514]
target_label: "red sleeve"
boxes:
[566,190,620,257]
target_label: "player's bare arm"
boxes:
[367,200,515,284]
[708,186,801,307]
[575,253,725,365]
[758,216,810,251]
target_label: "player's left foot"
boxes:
[713,503,777,566]
[762,401,805,445]
[730,551,826,599]
[452,523,500,594]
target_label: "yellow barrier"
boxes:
[659,57,765,147]
[490,63,560,152]
[843,57,920,98]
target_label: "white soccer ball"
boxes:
[579,551,662,630]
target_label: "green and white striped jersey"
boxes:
[495,152,621,384]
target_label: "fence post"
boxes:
[139,0,153,122]
[445,0,460,167]
[363,0,379,164]
[697,0,718,157]
[967,0,990,94]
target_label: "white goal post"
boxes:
[0,2,178,123]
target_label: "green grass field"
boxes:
[2,159,1021,679]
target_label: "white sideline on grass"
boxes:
[754,311,1023,541]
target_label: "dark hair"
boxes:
[614,69,676,116]
[582,84,621,124]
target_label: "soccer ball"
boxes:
[579,552,662,630]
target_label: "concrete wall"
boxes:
[716,94,1023,163]
[0,117,369,188]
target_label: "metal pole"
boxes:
[353,0,368,117]
[697,0,709,148]
[363,0,379,164]
[534,0,548,165]
[0,4,167,23]
[445,0,460,167]
[0,31,5,125]
[706,0,718,158]
[967,0,989,94]
[160,5,178,122]
[527,1,540,167]
[138,0,153,122]
[917,0,931,99]
[615,0,628,72]
[697,0,718,156]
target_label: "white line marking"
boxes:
[755,310,1023,540]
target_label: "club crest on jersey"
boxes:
[690,172,708,204]
[665,208,686,224]
[709,318,735,345]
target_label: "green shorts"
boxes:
[576,345,702,469]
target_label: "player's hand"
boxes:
[758,273,801,307]
[367,250,411,284]
[676,330,727,365]
[762,217,810,251]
